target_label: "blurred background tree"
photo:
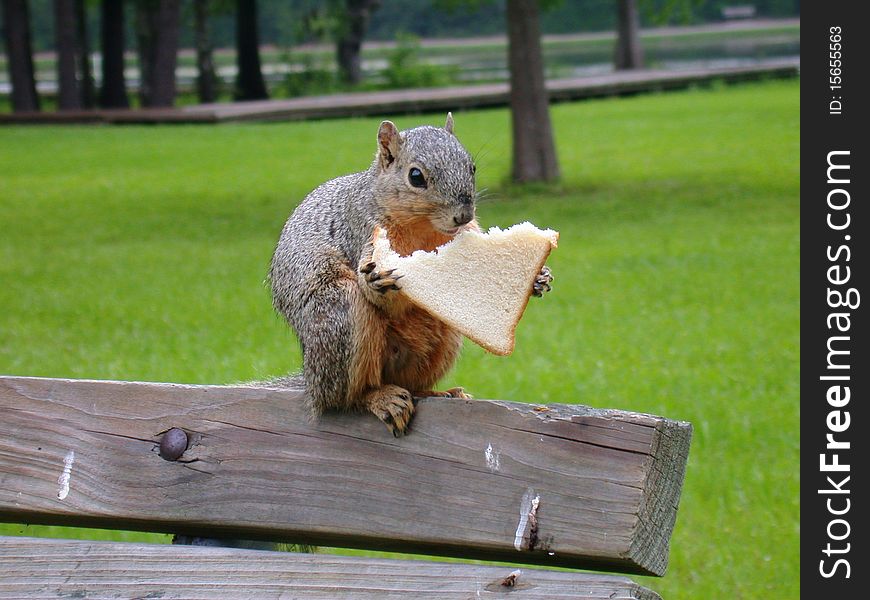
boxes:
[615,0,643,69]
[506,0,559,183]
[335,0,380,85]
[1,0,799,114]
[192,0,217,102]
[98,0,128,107]
[75,0,94,107]
[135,0,181,107]
[53,0,79,109]
[3,0,803,54]
[2,0,40,111]
[234,0,267,100]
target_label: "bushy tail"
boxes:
[251,373,306,391]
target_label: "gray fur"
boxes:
[269,118,476,416]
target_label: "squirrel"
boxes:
[268,114,552,436]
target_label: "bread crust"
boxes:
[371,223,558,355]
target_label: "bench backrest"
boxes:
[0,375,691,596]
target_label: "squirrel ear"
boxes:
[445,112,455,135]
[377,120,401,169]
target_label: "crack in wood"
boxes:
[490,423,651,456]
[528,495,540,551]
[179,460,216,476]
[490,401,661,429]
[82,429,157,446]
[199,418,293,439]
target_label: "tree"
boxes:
[506,0,559,183]
[234,0,268,100]
[54,0,80,110]
[99,0,129,108]
[2,0,40,112]
[193,0,218,103]
[614,0,643,70]
[75,0,95,108]
[135,0,181,108]
[336,0,380,86]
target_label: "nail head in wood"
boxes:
[159,428,188,461]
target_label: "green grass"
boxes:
[0,79,799,598]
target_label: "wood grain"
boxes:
[0,376,691,575]
[0,536,661,599]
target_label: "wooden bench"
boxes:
[0,375,692,598]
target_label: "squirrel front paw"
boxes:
[532,265,553,298]
[413,387,473,400]
[364,384,416,437]
[360,261,402,294]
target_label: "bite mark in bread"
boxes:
[371,222,558,355]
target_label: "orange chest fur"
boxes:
[382,305,463,390]
[384,219,452,257]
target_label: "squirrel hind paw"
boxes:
[446,386,472,399]
[364,385,416,437]
[414,387,472,400]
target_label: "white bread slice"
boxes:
[371,222,559,355]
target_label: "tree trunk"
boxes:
[234,0,267,100]
[135,0,181,108]
[150,1,180,108]
[336,0,379,86]
[614,0,644,70]
[194,0,217,103]
[506,0,559,183]
[54,0,80,110]
[99,0,129,108]
[75,0,95,108]
[134,2,153,106]
[2,0,41,112]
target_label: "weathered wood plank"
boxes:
[0,376,691,575]
[0,61,798,125]
[0,536,661,599]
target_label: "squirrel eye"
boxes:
[408,167,427,189]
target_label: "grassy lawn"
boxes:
[0,79,799,598]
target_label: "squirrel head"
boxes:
[371,113,476,236]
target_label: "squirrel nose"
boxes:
[453,206,474,226]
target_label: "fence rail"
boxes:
[0,60,798,125]
[0,375,691,575]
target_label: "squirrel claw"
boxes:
[374,280,401,294]
[532,266,553,298]
[363,266,402,294]
[446,386,472,399]
[366,385,415,437]
[366,267,395,280]
[413,386,472,400]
